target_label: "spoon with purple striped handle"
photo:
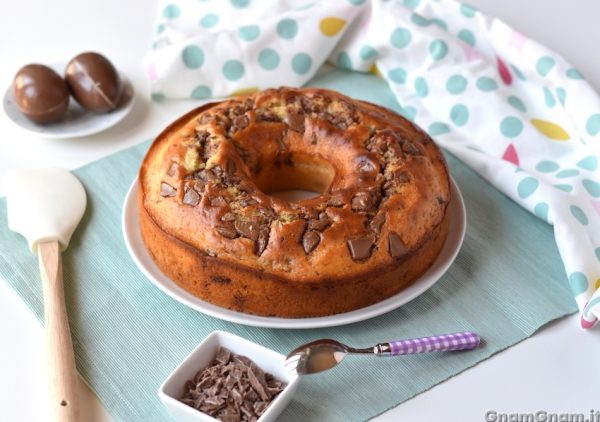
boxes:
[285,331,480,375]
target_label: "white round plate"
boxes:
[3,62,134,139]
[122,177,466,329]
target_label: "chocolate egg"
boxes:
[12,64,69,124]
[65,52,123,113]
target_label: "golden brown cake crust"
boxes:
[139,87,451,317]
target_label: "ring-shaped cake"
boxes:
[139,87,450,317]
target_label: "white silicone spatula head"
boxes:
[5,167,87,253]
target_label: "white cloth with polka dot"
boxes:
[146,0,600,329]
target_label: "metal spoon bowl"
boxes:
[285,331,480,375]
[285,339,371,375]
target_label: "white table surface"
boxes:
[1,1,599,421]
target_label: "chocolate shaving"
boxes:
[219,413,240,422]
[180,347,286,421]
[210,196,227,207]
[239,197,258,208]
[160,182,177,197]
[389,232,408,258]
[255,225,270,256]
[167,162,179,177]
[186,179,206,192]
[351,191,378,212]
[247,368,269,401]
[197,169,218,183]
[285,111,305,133]
[253,402,269,416]
[369,213,386,234]
[221,212,236,222]
[231,389,243,406]
[216,223,238,239]
[244,390,258,402]
[307,213,332,231]
[327,194,345,208]
[235,219,260,241]
[347,235,375,260]
[215,348,231,366]
[302,230,321,254]
[183,187,200,206]
[357,158,376,174]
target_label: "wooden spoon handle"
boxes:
[38,240,80,422]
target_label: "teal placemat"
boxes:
[0,70,577,421]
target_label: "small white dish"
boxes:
[159,331,299,422]
[122,177,466,329]
[3,62,134,139]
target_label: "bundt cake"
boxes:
[139,87,450,317]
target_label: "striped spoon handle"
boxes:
[376,331,480,356]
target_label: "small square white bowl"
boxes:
[159,331,300,422]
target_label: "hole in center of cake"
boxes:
[269,189,320,202]
[254,152,335,202]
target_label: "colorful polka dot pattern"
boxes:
[230,0,250,8]
[222,60,244,81]
[460,3,477,18]
[391,27,412,49]
[429,40,448,60]
[429,122,450,135]
[476,77,498,92]
[414,77,429,98]
[200,14,219,28]
[258,49,280,70]
[457,29,475,46]
[337,52,353,70]
[536,57,555,76]
[446,75,468,94]
[181,46,204,70]
[162,4,180,19]
[507,96,526,113]
[238,25,260,41]
[530,119,569,140]
[277,18,298,39]
[500,117,523,138]
[586,114,600,136]
[556,87,566,106]
[517,177,539,199]
[569,272,589,296]
[291,53,312,75]
[450,104,469,126]
[190,85,211,99]
[388,68,407,84]
[148,0,600,327]
[534,202,549,222]
[320,17,346,37]
[360,45,378,61]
